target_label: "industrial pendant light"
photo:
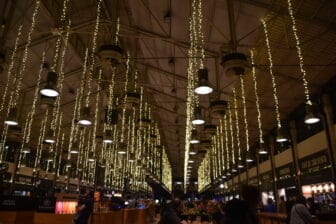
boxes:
[189,147,197,155]
[257,141,268,155]
[88,152,95,162]
[276,127,288,143]
[5,108,19,126]
[237,160,244,169]
[103,130,113,144]
[192,106,205,125]
[22,147,31,154]
[40,71,59,97]
[78,106,92,126]
[44,130,55,144]
[194,68,213,95]
[245,151,254,163]
[190,130,200,144]
[70,142,79,154]
[304,103,320,124]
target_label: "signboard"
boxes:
[276,163,294,180]
[299,150,330,174]
[299,150,333,185]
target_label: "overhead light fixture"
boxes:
[192,106,205,125]
[5,108,19,126]
[188,160,194,163]
[194,68,213,95]
[22,148,31,154]
[88,152,95,162]
[246,151,254,163]
[44,130,55,144]
[237,161,244,168]
[70,142,79,154]
[78,106,92,126]
[118,149,126,154]
[220,183,224,189]
[129,153,135,162]
[276,127,288,143]
[304,103,320,124]
[190,130,200,144]
[40,71,59,97]
[189,145,197,155]
[258,141,268,155]
[103,130,113,143]
[65,161,72,168]
[46,157,53,162]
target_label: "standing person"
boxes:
[241,185,260,224]
[290,195,313,224]
[278,196,286,214]
[264,198,277,213]
[74,190,94,224]
[159,198,187,224]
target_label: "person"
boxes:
[241,185,259,224]
[278,196,286,214]
[307,197,320,216]
[74,190,94,224]
[224,198,249,224]
[290,195,313,224]
[285,196,296,224]
[264,198,277,213]
[159,198,187,224]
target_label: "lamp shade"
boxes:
[190,130,200,144]
[5,108,19,126]
[192,106,205,125]
[88,152,95,162]
[44,130,55,144]
[78,106,92,126]
[40,71,59,97]
[70,142,79,154]
[304,103,320,124]
[257,141,268,154]
[237,160,244,168]
[245,151,254,162]
[103,130,113,143]
[276,127,288,143]
[194,68,213,95]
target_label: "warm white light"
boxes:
[88,158,95,162]
[5,120,18,126]
[40,88,59,97]
[190,139,200,144]
[189,151,197,155]
[118,150,126,154]
[238,164,244,168]
[78,119,92,126]
[70,150,79,154]
[220,184,224,189]
[246,158,253,163]
[276,137,288,143]
[45,139,55,144]
[194,86,213,95]
[258,150,268,155]
[103,139,113,144]
[192,119,205,125]
[22,148,31,154]
[304,117,320,124]
[188,160,194,163]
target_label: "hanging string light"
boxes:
[0,25,22,113]
[250,50,268,154]
[261,19,288,143]
[287,0,320,124]
[228,102,237,172]
[240,76,253,162]
[232,88,241,162]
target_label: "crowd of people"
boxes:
[158,186,335,224]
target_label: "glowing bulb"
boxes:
[195,86,213,95]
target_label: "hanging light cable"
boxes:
[261,18,288,143]
[287,0,320,124]
[232,88,242,168]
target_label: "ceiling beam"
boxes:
[236,0,336,33]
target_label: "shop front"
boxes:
[260,172,274,205]
[299,150,335,203]
[276,163,297,200]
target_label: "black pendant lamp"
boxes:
[194,68,213,95]
[237,160,244,169]
[40,71,59,97]
[276,127,288,143]
[304,103,320,124]
[5,108,19,126]
[190,130,200,144]
[44,130,55,144]
[257,141,268,155]
[245,151,254,163]
[103,130,113,144]
[192,106,205,125]
[70,142,79,154]
[78,106,92,126]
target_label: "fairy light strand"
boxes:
[250,50,264,143]
[10,0,40,109]
[85,0,102,106]
[287,0,311,104]
[232,88,241,160]
[0,25,22,112]
[262,18,282,128]
[240,76,250,152]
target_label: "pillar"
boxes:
[269,135,279,205]
[321,94,336,187]
[289,120,302,194]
